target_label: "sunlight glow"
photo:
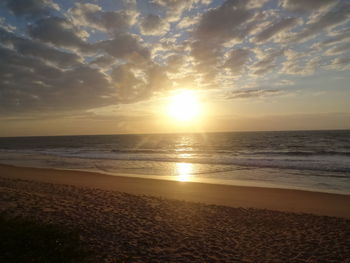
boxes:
[176,163,193,182]
[167,90,201,122]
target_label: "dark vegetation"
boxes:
[0,214,90,263]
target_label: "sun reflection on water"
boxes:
[176,163,193,182]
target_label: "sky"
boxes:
[0,0,350,136]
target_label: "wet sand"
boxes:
[1,164,349,218]
[1,164,350,262]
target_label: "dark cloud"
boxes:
[69,3,135,33]
[89,55,116,68]
[147,64,171,92]
[111,64,145,101]
[15,40,81,67]
[0,1,165,116]
[28,16,91,53]
[190,40,220,81]
[0,32,167,116]
[227,88,282,99]
[140,14,169,36]
[190,0,254,82]
[0,28,81,67]
[165,54,185,73]
[194,0,252,42]
[97,33,150,61]
[281,0,336,13]
[0,46,113,115]
[223,49,251,74]
[292,3,350,42]
[111,63,170,103]
[3,0,59,18]
[187,0,348,84]
[255,17,298,42]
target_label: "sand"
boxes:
[1,164,350,262]
[1,164,349,218]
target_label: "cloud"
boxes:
[190,0,254,81]
[147,64,171,90]
[190,40,219,82]
[254,17,298,42]
[252,49,284,75]
[111,63,170,102]
[97,33,150,61]
[152,0,203,22]
[0,28,81,67]
[281,49,320,75]
[140,14,169,36]
[0,17,16,32]
[165,54,185,73]
[325,42,350,56]
[247,0,270,9]
[28,16,91,53]
[193,0,252,42]
[326,57,350,71]
[0,1,167,116]
[3,0,59,18]
[316,28,350,48]
[111,64,145,101]
[226,88,282,99]
[176,15,200,29]
[291,3,350,42]
[281,0,337,13]
[89,55,116,68]
[68,3,136,34]
[1,0,350,118]
[280,49,303,74]
[0,46,113,115]
[223,49,251,74]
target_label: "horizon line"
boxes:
[1,128,349,138]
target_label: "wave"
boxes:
[93,148,350,157]
[247,150,350,157]
[19,147,350,157]
[1,148,350,174]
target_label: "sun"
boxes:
[167,90,201,122]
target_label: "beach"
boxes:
[1,164,350,262]
[2,0,350,260]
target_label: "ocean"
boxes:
[0,130,349,194]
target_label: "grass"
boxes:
[0,214,91,263]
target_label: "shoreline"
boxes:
[1,164,350,218]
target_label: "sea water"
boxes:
[0,130,349,194]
